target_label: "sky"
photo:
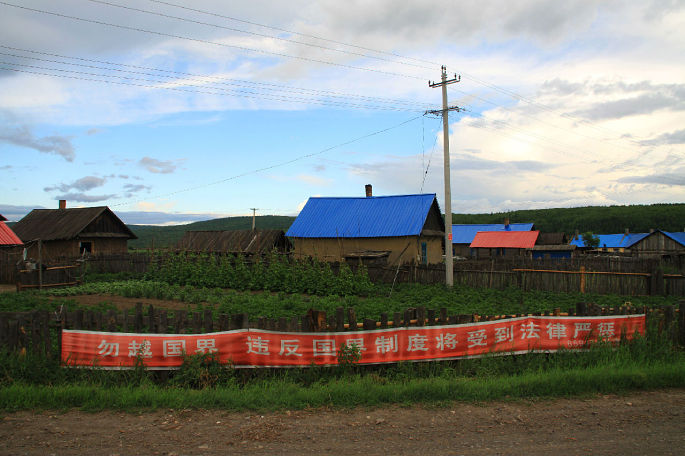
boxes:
[0,0,684,225]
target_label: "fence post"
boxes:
[347,308,357,331]
[31,310,41,356]
[336,307,345,332]
[417,307,426,326]
[663,305,675,341]
[159,310,169,334]
[579,266,586,294]
[380,313,388,329]
[439,308,447,325]
[174,310,186,334]
[392,311,402,328]
[134,303,143,332]
[678,300,685,346]
[147,306,156,333]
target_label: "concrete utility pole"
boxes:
[250,208,258,231]
[429,66,461,287]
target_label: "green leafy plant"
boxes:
[337,342,362,372]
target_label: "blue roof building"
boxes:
[570,230,685,258]
[287,190,445,265]
[570,233,649,249]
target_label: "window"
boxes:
[79,241,92,255]
[421,242,427,265]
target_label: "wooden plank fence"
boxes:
[2,251,684,296]
[1,301,683,359]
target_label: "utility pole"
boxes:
[250,208,258,231]
[429,66,461,287]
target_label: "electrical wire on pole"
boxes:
[428,66,462,287]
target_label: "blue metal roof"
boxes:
[663,231,685,246]
[570,233,650,248]
[451,223,534,244]
[286,194,439,238]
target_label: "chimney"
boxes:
[59,200,66,210]
[649,228,654,233]
[504,217,510,229]
[365,184,372,197]
[625,228,629,235]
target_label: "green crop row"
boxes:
[34,279,678,321]
[144,252,374,296]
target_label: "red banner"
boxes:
[61,315,645,369]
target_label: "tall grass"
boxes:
[2,323,683,411]
[2,363,683,412]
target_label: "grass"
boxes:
[2,363,683,412]
[1,324,684,411]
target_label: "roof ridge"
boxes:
[309,193,436,199]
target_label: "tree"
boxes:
[581,232,600,249]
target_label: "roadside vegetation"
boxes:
[1,321,683,411]
[0,254,683,411]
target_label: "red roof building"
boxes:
[0,218,23,246]
[469,231,539,258]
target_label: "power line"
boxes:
[110,115,423,208]
[420,117,442,193]
[84,0,432,71]
[0,63,428,112]
[1,2,647,151]
[450,70,648,145]
[141,0,646,147]
[446,85,643,158]
[145,0,438,67]
[0,47,434,110]
[0,1,424,80]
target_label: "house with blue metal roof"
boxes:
[628,230,685,257]
[451,222,534,257]
[570,232,649,250]
[570,230,685,257]
[286,187,445,265]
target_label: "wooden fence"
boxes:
[1,252,684,296]
[368,260,685,296]
[1,301,683,359]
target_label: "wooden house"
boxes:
[0,214,23,284]
[531,232,575,259]
[0,213,22,248]
[627,230,685,258]
[469,231,540,258]
[451,222,534,258]
[286,188,444,266]
[11,204,136,262]
[177,229,291,255]
[570,231,649,254]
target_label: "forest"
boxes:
[127,203,685,249]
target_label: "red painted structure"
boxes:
[471,230,540,248]
[0,216,22,246]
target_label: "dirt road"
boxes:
[2,389,684,455]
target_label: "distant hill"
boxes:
[128,215,296,249]
[451,203,685,234]
[126,204,685,249]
